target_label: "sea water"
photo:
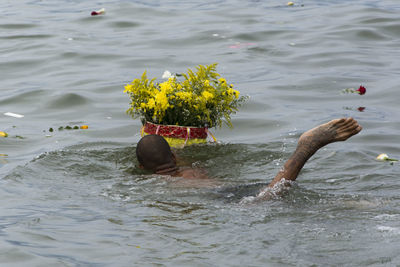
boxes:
[1,0,400,265]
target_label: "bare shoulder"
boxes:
[176,167,209,179]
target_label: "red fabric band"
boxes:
[143,122,208,139]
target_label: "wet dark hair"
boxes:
[136,135,176,172]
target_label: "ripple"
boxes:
[0,59,45,71]
[0,89,46,105]
[356,29,388,40]
[0,34,53,40]
[0,23,37,29]
[109,21,141,28]
[379,23,400,38]
[46,93,90,109]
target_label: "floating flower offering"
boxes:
[91,8,105,16]
[124,64,247,147]
[376,153,398,162]
[342,85,367,95]
[357,85,366,95]
[0,131,8,137]
[48,125,89,132]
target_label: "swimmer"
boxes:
[136,117,362,187]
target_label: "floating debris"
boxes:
[49,125,89,132]
[342,85,367,95]
[376,153,398,162]
[356,85,366,95]
[343,106,366,112]
[287,2,294,6]
[91,8,105,16]
[4,112,24,118]
[0,131,8,137]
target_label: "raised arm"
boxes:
[267,118,362,188]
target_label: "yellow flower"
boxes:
[202,91,214,101]
[124,64,245,128]
[176,91,192,101]
[159,80,174,94]
[124,84,133,93]
[155,92,169,109]
[147,98,155,109]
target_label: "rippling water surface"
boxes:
[1,0,400,266]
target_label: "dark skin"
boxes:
[139,117,362,187]
[267,117,362,187]
[139,153,209,179]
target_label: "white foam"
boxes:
[377,225,400,235]
[239,179,292,204]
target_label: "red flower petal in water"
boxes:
[356,85,366,95]
[91,8,105,16]
[357,107,365,112]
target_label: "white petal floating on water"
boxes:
[162,70,173,79]
[376,153,398,162]
[376,153,389,161]
[4,112,24,118]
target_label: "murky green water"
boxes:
[1,0,400,266]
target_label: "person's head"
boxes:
[136,135,176,172]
